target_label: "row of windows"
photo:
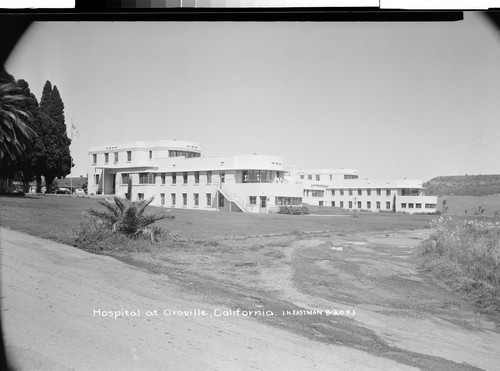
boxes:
[300,174,359,181]
[305,188,394,197]
[401,203,436,209]
[93,151,133,164]
[323,201,436,210]
[128,171,214,185]
[137,192,213,207]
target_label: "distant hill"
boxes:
[424,174,500,196]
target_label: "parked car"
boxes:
[75,188,86,195]
[55,187,71,194]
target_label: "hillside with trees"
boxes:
[424,174,500,196]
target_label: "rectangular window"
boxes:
[331,189,335,196]
[330,175,333,180]
[340,190,344,196]
[367,189,371,196]
[206,193,212,206]
[340,201,344,208]
[172,173,176,185]
[182,193,187,206]
[349,189,353,196]
[300,175,304,179]
[401,203,407,208]
[218,194,224,207]
[194,171,200,184]
[92,154,97,164]
[250,196,257,205]
[357,201,362,209]
[127,151,131,162]
[94,174,100,185]
[376,201,381,209]
[308,175,312,180]
[104,153,109,164]
[409,203,414,209]
[377,189,381,196]
[207,171,212,184]
[331,201,335,207]
[114,152,118,163]
[386,202,391,210]
[139,173,155,184]
[367,201,371,209]
[386,189,391,196]
[149,150,152,159]
[194,193,199,206]
[161,173,166,184]
[183,172,188,184]
[121,173,129,184]
[160,193,165,206]
[315,175,320,181]
[416,203,422,209]
[425,203,436,209]
[138,193,144,201]
[348,201,353,208]
[171,193,176,206]
[311,190,324,197]
[358,189,362,196]
[319,201,324,206]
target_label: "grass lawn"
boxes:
[0,194,438,245]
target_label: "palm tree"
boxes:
[88,196,175,242]
[0,82,36,192]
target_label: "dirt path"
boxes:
[1,227,414,371]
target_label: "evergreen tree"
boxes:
[35,80,72,193]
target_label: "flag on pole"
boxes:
[71,122,80,139]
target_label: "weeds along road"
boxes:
[1,227,413,371]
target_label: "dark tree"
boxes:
[35,81,72,193]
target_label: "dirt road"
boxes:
[1,227,414,370]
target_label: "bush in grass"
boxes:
[278,205,310,215]
[419,216,500,311]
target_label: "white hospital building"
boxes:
[87,140,437,214]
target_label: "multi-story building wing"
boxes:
[292,168,438,214]
[88,140,303,213]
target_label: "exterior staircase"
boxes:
[218,184,249,212]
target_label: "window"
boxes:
[138,193,144,201]
[344,174,358,179]
[182,193,187,206]
[402,188,420,196]
[250,196,257,205]
[409,203,414,209]
[171,193,176,206]
[183,172,188,184]
[376,201,380,209]
[168,150,200,158]
[311,190,324,197]
[121,173,129,184]
[386,189,391,196]
[319,201,324,206]
[220,172,225,183]
[149,150,152,159]
[386,202,391,210]
[172,173,176,185]
[161,173,166,184]
[401,203,407,208]
[377,188,381,196]
[300,175,304,179]
[367,201,371,209]
[425,203,436,209]
[308,175,312,180]
[416,203,422,209]
[260,196,266,208]
[92,154,97,164]
[194,172,200,184]
[206,193,212,206]
[104,153,109,164]
[331,201,335,207]
[357,201,362,208]
[218,194,224,207]
[358,189,362,196]
[348,201,353,208]
[194,193,199,206]
[367,189,371,196]
[331,189,335,196]
[114,152,118,163]
[349,189,353,196]
[340,201,344,208]
[330,175,333,180]
[139,173,155,184]
[160,193,165,206]
[94,174,100,185]
[127,151,131,162]
[315,175,320,181]
[340,190,344,196]
[207,171,212,184]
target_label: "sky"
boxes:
[5,13,500,181]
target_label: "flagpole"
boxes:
[70,118,73,195]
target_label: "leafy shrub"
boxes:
[419,216,500,311]
[278,205,310,215]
